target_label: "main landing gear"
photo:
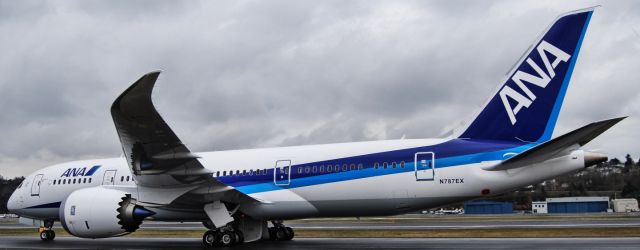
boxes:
[202,224,245,248]
[39,220,56,241]
[201,220,294,248]
[268,220,294,241]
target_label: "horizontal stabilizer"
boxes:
[487,116,626,170]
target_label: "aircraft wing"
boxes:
[111,71,213,187]
[487,117,626,171]
[111,71,270,208]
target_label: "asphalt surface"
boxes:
[3,217,640,230]
[0,236,639,249]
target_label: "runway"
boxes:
[0,236,639,249]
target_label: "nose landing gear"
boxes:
[39,220,56,241]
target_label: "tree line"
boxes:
[0,175,24,214]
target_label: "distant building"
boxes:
[463,201,513,214]
[532,201,548,214]
[612,199,639,212]
[546,197,609,213]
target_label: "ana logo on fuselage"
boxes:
[61,165,101,177]
[499,40,571,125]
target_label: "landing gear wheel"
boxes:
[234,230,244,244]
[202,230,218,247]
[39,230,55,241]
[219,231,235,247]
[275,227,289,241]
[268,227,277,240]
[285,227,294,240]
[39,231,48,241]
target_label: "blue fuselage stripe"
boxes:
[216,139,534,194]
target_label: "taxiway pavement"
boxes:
[0,236,639,249]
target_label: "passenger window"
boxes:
[392,162,397,168]
[250,170,254,176]
[82,178,86,183]
[350,164,355,171]
[305,166,310,174]
[327,165,333,172]
[242,170,247,176]
[121,176,125,182]
[320,165,324,173]
[73,179,76,184]
[312,166,317,173]
[383,162,388,169]
[223,171,227,176]
[358,163,363,170]
[400,161,405,168]
[216,171,220,177]
[53,180,56,185]
[342,164,348,171]
[298,167,303,174]
[89,178,92,183]
[126,176,129,182]
[374,162,379,169]
[236,170,240,175]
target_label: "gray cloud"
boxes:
[0,0,639,177]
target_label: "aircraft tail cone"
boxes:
[584,151,608,168]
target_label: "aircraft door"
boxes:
[30,174,44,196]
[273,160,291,186]
[415,152,435,181]
[102,170,117,185]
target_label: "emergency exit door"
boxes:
[415,152,435,181]
[30,174,44,196]
[102,170,117,185]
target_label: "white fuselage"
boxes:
[8,138,587,221]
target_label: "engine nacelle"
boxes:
[59,187,154,238]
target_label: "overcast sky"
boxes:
[0,0,638,178]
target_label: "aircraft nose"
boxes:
[7,190,22,215]
[7,192,16,213]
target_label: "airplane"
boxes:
[6,6,624,248]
